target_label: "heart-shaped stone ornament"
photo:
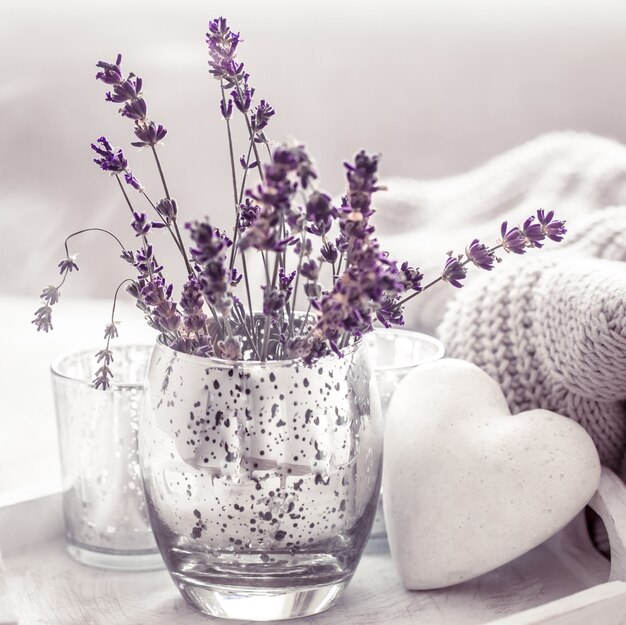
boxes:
[382,358,601,590]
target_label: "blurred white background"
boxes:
[3,0,626,298]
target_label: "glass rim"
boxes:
[367,328,445,372]
[155,332,364,369]
[50,343,154,390]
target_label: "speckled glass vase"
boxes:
[51,344,163,570]
[140,336,383,621]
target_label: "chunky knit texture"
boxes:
[438,211,626,477]
[375,131,626,476]
[375,131,626,336]
[375,132,626,551]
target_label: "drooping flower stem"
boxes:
[93,278,135,390]
[65,228,126,257]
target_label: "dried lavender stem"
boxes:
[261,256,280,361]
[287,231,307,340]
[150,145,193,276]
[232,78,265,185]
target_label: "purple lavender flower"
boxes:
[231,74,254,113]
[377,296,405,328]
[120,250,134,264]
[241,146,311,252]
[121,98,147,121]
[441,255,467,288]
[400,262,423,291]
[124,171,143,191]
[132,122,168,148]
[40,285,60,305]
[537,209,567,242]
[278,268,296,298]
[131,212,151,237]
[465,239,495,270]
[262,286,287,317]
[95,54,123,85]
[336,233,348,254]
[206,17,245,85]
[187,221,234,315]
[321,241,338,264]
[217,335,241,360]
[239,155,258,169]
[153,301,182,332]
[301,259,319,281]
[180,278,208,334]
[106,76,143,103]
[499,222,527,255]
[32,305,53,332]
[187,222,232,265]
[238,198,259,231]
[252,99,275,132]
[293,237,312,257]
[304,282,321,298]
[344,150,381,218]
[141,277,172,306]
[520,216,544,248]
[103,322,119,340]
[305,192,334,222]
[220,98,233,120]
[93,365,113,391]
[134,245,163,277]
[91,137,127,173]
[156,198,178,222]
[95,348,114,366]
[58,255,79,274]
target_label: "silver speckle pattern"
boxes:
[140,339,383,586]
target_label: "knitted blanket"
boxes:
[375,131,626,481]
[375,131,626,335]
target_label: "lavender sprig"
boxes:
[93,279,132,390]
[32,228,126,333]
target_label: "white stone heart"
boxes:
[382,358,601,590]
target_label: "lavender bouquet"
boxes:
[33,17,566,389]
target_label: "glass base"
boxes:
[176,577,348,621]
[66,544,165,571]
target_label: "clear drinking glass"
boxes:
[140,336,383,621]
[365,328,445,544]
[51,344,163,570]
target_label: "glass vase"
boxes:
[365,328,444,545]
[139,336,383,621]
[51,344,163,570]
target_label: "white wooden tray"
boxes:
[1,467,626,625]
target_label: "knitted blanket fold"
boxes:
[375,131,626,336]
[375,131,626,481]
